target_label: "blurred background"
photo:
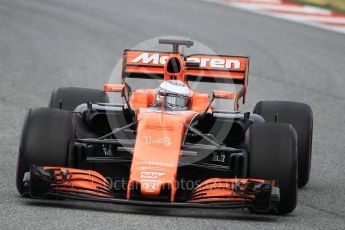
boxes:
[291,0,345,13]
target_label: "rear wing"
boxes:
[122,50,249,108]
[123,50,249,83]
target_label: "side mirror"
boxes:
[213,90,235,100]
[203,90,235,114]
[103,84,125,92]
[104,83,133,110]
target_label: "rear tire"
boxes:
[49,87,109,111]
[253,101,313,187]
[247,123,298,214]
[16,108,73,195]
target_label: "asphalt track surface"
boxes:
[1,0,345,229]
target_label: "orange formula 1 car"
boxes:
[16,39,313,214]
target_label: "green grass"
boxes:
[288,0,345,14]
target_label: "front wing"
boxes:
[23,166,279,212]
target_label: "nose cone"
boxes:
[127,109,197,201]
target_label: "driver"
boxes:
[155,80,191,110]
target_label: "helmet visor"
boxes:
[165,95,189,108]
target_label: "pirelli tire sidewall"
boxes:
[246,123,298,214]
[16,108,74,196]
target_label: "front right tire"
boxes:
[247,123,298,214]
[16,108,73,195]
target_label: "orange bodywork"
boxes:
[103,84,125,92]
[124,54,248,201]
[41,167,112,197]
[190,178,267,202]
[130,89,156,108]
[213,90,235,100]
[127,109,197,201]
[189,93,210,112]
[124,51,249,81]
[46,50,251,202]
[123,50,249,111]
[130,89,210,113]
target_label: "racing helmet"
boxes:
[156,80,191,110]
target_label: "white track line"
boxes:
[275,14,345,24]
[204,0,345,34]
[230,3,332,14]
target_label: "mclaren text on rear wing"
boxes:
[122,50,249,85]
[122,50,249,109]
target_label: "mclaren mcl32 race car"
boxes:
[16,39,313,214]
